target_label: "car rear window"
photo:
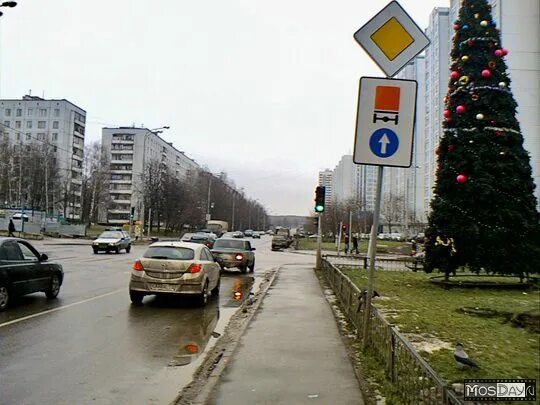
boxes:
[99,231,123,239]
[213,239,244,249]
[143,246,195,260]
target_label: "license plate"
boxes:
[148,283,176,292]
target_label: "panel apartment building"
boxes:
[0,95,86,219]
[101,127,200,224]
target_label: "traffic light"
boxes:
[314,186,326,213]
[130,207,135,220]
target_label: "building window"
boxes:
[39,108,47,117]
[3,121,9,127]
[16,133,20,141]
[53,121,59,129]
[27,108,33,116]
[15,121,21,129]
[26,133,31,140]
[37,121,46,129]
[26,121,33,129]
[53,146,57,153]
[4,108,11,117]
[52,133,58,141]
[37,133,46,140]
[54,108,60,117]
[16,109,22,117]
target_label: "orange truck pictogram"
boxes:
[373,86,400,125]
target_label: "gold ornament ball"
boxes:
[476,113,485,120]
[474,13,480,19]
[459,75,470,85]
[461,55,470,62]
[480,20,489,27]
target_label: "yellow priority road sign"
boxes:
[354,1,430,77]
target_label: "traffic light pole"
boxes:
[316,214,322,269]
[362,165,384,349]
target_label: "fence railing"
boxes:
[320,257,462,405]
[325,253,424,272]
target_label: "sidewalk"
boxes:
[208,264,365,404]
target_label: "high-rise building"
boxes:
[318,169,333,206]
[384,56,427,230]
[449,0,540,209]
[0,95,86,219]
[423,7,451,216]
[101,127,199,224]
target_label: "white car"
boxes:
[11,213,29,221]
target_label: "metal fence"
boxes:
[321,257,462,405]
[0,219,86,237]
[325,253,424,272]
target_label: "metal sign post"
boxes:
[316,214,322,269]
[352,0,427,349]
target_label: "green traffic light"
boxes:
[315,205,324,213]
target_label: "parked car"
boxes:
[252,231,261,239]
[211,238,255,273]
[188,233,216,249]
[243,229,254,237]
[0,237,64,311]
[221,232,236,239]
[129,241,220,306]
[92,230,131,254]
[232,231,245,239]
[11,213,29,222]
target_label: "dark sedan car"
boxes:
[211,238,255,273]
[188,234,216,249]
[0,237,64,311]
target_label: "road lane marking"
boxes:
[0,288,124,328]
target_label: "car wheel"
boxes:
[240,265,248,274]
[45,274,61,299]
[130,290,144,305]
[211,277,220,296]
[126,244,131,253]
[196,282,209,306]
[115,247,120,254]
[249,260,255,273]
[0,285,9,311]
[93,249,98,254]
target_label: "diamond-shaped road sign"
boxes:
[354,1,430,77]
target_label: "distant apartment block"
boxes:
[101,127,199,224]
[318,169,333,206]
[0,95,86,219]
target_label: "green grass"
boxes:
[343,269,540,386]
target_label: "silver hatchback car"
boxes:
[129,241,220,306]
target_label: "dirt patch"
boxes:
[403,333,453,354]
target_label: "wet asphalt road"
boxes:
[0,235,310,405]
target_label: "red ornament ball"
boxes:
[494,49,504,57]
[448,145,456,152]
[481,69,492,78]
[456,105,466,114]
[443,109,452,118]
[468,40,475,47]
[435,147,441,155]
[450,71,459,80]
[502,48,509,56]
[457,174,468,184]
[453,23,460,30]
[495,131,503,137]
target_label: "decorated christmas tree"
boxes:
[425,0,540,279]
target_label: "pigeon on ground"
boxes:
[454,343,480,369]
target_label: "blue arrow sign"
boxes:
[369,128,399,158]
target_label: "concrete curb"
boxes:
[175,267,281,405]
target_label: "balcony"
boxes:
[110,179,132,184]
[111,159,133,165]
[109,188,132,194]
[72,178,83,185]
[112,198,131,204]
[111,139,134,145]
[73,154,83,162]
[108,209,130,214]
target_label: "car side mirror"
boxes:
[251,248,256,251]
[39,253,48,262]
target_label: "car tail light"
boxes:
[233,291,243,301]
[185,344,199,354]
[206,242,212,247]
[235,254,243,261]
[133,261,144,271]
[188,264,202,273]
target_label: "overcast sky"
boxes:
[0,0,448,216]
